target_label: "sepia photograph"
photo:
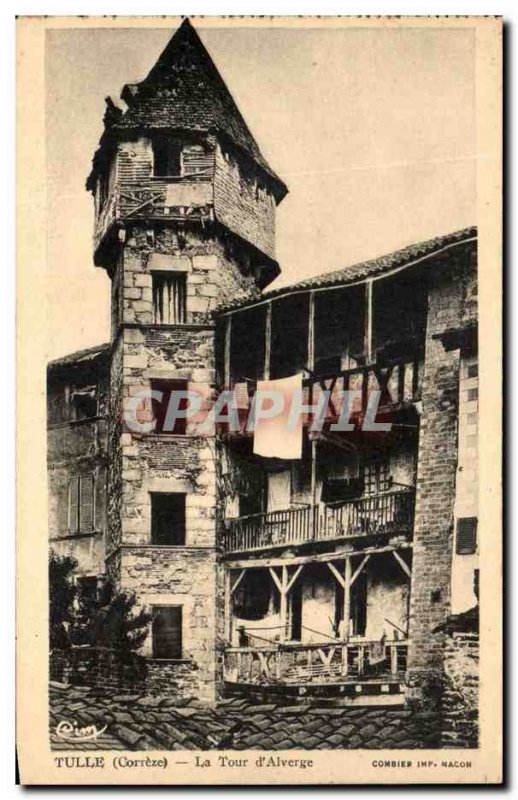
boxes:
[16,14,502,785]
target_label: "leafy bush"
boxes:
[49,550,78,650]
[87,581,151,656]
[49,550,151,656]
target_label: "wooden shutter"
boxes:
[181,145,214,176]
[152,273,186,325]
[166,274,186,324]
[79,474,95,532]
[152,606,182,659]
[456,517,477,555]
[68,477,79,533]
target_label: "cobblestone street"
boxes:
[49,683,439,751]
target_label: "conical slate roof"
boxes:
[109,19,286,198]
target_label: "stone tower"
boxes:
[86,18,287,700]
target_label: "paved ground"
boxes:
[49,683,439,751]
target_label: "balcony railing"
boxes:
[223,639,408,685]
[308,355,423,411]
[223,487,415,554]
[94,176,214,251]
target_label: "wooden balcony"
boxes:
[223,639,408,686]
[94,176,214,252]
[307,356,423,413]
[222,486,415,555]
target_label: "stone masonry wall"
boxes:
[407,248,475,699]
[120,227,260,327]
[48,352,110,578]
[106,221,265,702]
[441,630,479,748]
[106,337,124,567]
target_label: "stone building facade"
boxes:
[48,19,479,730]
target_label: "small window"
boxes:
[362,457,391,495]
[153,137,182,177]
[152,272,187,324]
[456,517,478,555]
[69,386,97,421]
[68,474,95,533]
[151,492,186,545]
[150,379,188,435]
[152,606,183,659]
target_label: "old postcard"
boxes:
[16,15,502,785]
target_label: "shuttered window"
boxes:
[152,272,187,324]
[68,477,79,533]
[152,606,183,659]
[456,517,477,555]
[68,474,95,534]
[181,144,213,176]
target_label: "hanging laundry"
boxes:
[252,373,303,459]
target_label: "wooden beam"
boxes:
[393,550,412,579]
[230,569,247,595]
[268,566,282,593]
[327,561,345,589]
[286,565,304,593]
[225,541,412,571]
[217,237,476,318]
[224,315,232,388]
[350,554,370,586]
[264,302,272,380]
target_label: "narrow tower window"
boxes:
[151,493,186,546]
[152,272,187,324]
[150,379,188,435]
[152,606,183,659]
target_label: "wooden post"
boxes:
[280,565,288,641]
[391,644,398,676]
[358,645,365,677]
[264,301,272,380]
[341,644,348,676]
[311,439,317,537]
[224,315,232,388]
[364,279,373,365]
[342,557,352,640]
[224,569,232,643]
[308,291,315,372]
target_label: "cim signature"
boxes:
[56,719,108,742]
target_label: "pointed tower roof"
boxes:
[110,19,287,199]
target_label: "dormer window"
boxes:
[153,136,182,177]
[152,137,213,179]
